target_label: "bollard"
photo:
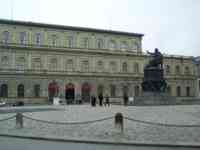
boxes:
[16,113,23,128]
[114,112,123,133]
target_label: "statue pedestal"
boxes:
[134,92,179,105]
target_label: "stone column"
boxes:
[41,79,48,97]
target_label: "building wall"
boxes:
[0,20,197,103]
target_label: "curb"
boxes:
[0,134,200,148]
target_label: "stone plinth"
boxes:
[134,92,179,105]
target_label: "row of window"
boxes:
[0,83,192,98]
[166,85,191,96]
[0,83,140,98]
[1,55,140,73]
[0,55,192,75]
[0,84,40,98]
[1,30,140,50]
[165,65,191,75]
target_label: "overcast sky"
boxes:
[0,0,199,56]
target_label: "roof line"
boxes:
[0,18,144,37]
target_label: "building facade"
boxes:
[0,19,197,103]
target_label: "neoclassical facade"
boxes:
[0,19,197,103]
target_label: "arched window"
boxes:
[184,66,190,75]
[49,58,57,70]
[176,86,181,96]
[2,31,9,44]
[17,84,24,97]
[19,32,26,44]
[34,84,40,97]
[97,60,104,72]
[66,59,74,71]
[0,84,8,98]
[32,58,41,70]
[97,39,103,49]
[110,84,116,97]
[134,85,140,96]
[82,37,89,48]
[109,40,117,50]
[110,61,117,72]
[17,57,25,70]
[186,86,190,97]
[175,65,181,75]
[81,60,89,72]
[1,56,9,67]
[122,62,128,73]
[134,63,139,73]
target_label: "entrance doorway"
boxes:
[123,86,128,96]
[81,83,91,102]
[17,84,24,97]
[65,83,75,104]
[48,81,59,102]
[0,84,8,98]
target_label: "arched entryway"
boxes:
[34,84,40,97]
[176,86,181,97]
[17,84,24,97]
[186,86,190,97]
[81,83,91,102]
[0,84,8,98]
[48,81,59,102]
[122,85,128,96]
[65,83,75,104]
[134,85,140,96]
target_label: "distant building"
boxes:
[193,57,200,97]
[0,19,197,104]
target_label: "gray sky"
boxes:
[0,0,200,56]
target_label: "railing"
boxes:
[1,113,200,129]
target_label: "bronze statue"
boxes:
[146,48,163,69]
[142,48,167,92]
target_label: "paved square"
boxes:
[0,105,200,144]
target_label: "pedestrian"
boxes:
[105,95,110,106]
[98,93,103,106]
[91,95,96,107]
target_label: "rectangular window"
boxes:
[52,34,57,46]
[67,36,73,48]
[2,31,9,44]
[83,37,89,48]
[19,32,26,45]
[35,33,41,46]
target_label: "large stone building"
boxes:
[0,19,197,104]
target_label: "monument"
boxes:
[142,48,167,93]
[134,48,176,105]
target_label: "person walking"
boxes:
[91,95,96,107]
[105,95,110,107]
[98,93,103,106]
